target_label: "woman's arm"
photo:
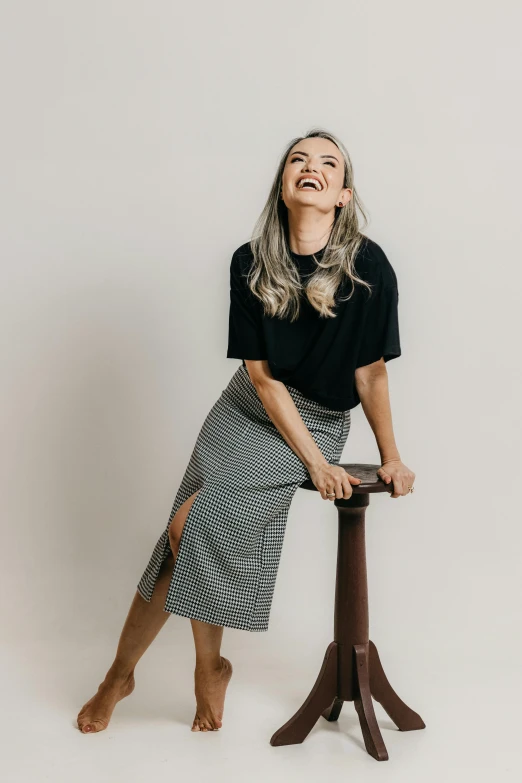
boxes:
[244,360,361,501]
[354,358,415,498]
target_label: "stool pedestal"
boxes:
[270,463,425,761]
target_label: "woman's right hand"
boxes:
[308,460,362,501]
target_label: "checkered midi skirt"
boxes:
[136,363,351,632]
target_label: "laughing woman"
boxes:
[77,128,415,735]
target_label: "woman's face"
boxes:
[281,138,352,211]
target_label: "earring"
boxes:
[338,202,343,207]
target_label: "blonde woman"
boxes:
[77,128,415,735]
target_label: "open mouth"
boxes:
[296,177,323,191]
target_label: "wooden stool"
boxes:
[270,463,425,761]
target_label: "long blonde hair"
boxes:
[247,128,372,322]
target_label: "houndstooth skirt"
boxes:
[136,363,351,632]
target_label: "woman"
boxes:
[77,128,415,736]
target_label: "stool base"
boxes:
[270,639,425,761]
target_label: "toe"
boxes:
[87,719,107,733]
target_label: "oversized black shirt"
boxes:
[226,236,401,411]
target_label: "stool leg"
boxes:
[270,641,338,746]
[353,643,389,761]
[322,696,344,721]
[270,490,424,759]
[369,640,426,731]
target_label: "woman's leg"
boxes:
[190,619,233,732]
[167,492,234,732]
[77,491,199,734]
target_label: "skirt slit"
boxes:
[136,363,351,632]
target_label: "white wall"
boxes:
[1,1,521,779]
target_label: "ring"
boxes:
[407,485,415,493]
[326,492,335,497]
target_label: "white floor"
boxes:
[2,625,519,783]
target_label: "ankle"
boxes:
[107,660,135,681]
[195,654,223,671]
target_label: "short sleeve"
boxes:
[356,252,401,369]
[226,251,268,360]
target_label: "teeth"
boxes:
[297,177,322,190]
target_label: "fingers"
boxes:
[321,478,343,501]
[314,466,366,501]
[323,468,357,501]
[377,468,416,498]
[377,468,392,486]
[377,468,395,497]
[323,477,344,501]
[317,481,332,501]
[334,477,344,500]
[322,485,337,501]
[341,472,353,499]
[385,472,401,497]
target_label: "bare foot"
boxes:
[77,668,135,734]
[191,656,233,732]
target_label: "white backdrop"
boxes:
[1,1,521,781]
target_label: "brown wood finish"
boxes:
[270,463,425,761]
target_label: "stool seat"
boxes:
[300,462,393,494]
[271,462,425,761]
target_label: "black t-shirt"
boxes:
[226,236,401,411]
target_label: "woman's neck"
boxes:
[287,213,333,256]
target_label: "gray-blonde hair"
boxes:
[247,128,372,322]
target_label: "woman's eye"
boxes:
[291,157,335,167]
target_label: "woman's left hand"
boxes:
[377,459,416,498]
